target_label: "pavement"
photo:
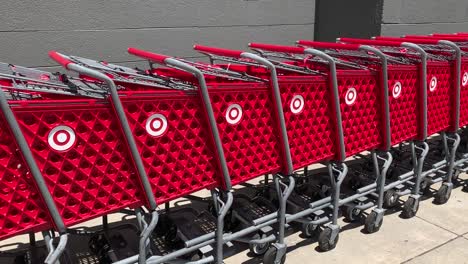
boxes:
[1,175,468,264]
[225,174,468,264]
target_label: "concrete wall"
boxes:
[0,0,315,71]
[381,0,468,36]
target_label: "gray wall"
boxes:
[0,0,315,71]
[382,0,468,36]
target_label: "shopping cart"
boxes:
[127,47,298,264]
[368,37,461,204]
[190,43,351,252]
[49,51,240,264]
[257,41,393,234]
[403,34,468,188]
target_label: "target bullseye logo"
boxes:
[392,81,402,99]
[146,114,168,137]
[48,125,76,151]
[345,87,357,105]
[290,95,305,114]
[429,76,437,92]
[462,72,468,87]
[226,104,243,125]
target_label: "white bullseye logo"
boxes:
[429,76,437,92]
[146,114,168,137]
[462,72,468,87]
[290,95,305,114]
[226,104,243,125]
[345,87,357,105]
[48,125,76,151]
[393,81,402,99]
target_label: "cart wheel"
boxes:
[249,233,270,256]
[263,246,286,264]
[434,184,451,204]
[402,197,419,219]
[301,222,320,238]
[364,211,383,234]
[318,227,339,252]
[164,224,181,247]
[342,204,362,222]
[383,189,400,208]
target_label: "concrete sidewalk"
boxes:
[226,175,468,264]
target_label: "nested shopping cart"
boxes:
[366,37,461,204]
[48,51,239,264]
[191,43,352,253]
[127,47,299,264]
[0,55,164,264]
[402,34,468,187]
[257,41,394,233]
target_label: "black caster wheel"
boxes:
[402,197,419,219]
[248,233,270,256]
[301,222,320,238]
[364,211,383,234]
[318,227,339,252]
[263,246,286,264]
[434,184,452,204]
[342,204,362,222]
[383,189,400,208]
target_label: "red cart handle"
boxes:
[248,43,306,54]
[338,37,408,47]
[374,36,440,45]
[128,47,171,64]
[297,40,361,51]
[408,35,468,42]
[48,51,73,69]
[193,45,243,58]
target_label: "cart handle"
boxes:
[248,43,306,54]
[407,35,468,42]
[49,51,74,69]
[193,45,244,58]
[374,36,440,45]
[128,47,171,64]
[338,37,410,47]
[296,40,361,51]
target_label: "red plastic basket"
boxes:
[426,61,452,135]
[386,64,420,144]
[460,58,468,127]
[0,113,51,240]
[336,69,383,156]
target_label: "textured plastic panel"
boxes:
[337,70,382,157]
[459,59,468,127]
[208,83,283,185]
[13,101,145,227]
[387,65,419,145]
[0,114,50,240]
[426,61,451,136]
[279,75,336,170]
[121,91,220,203]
